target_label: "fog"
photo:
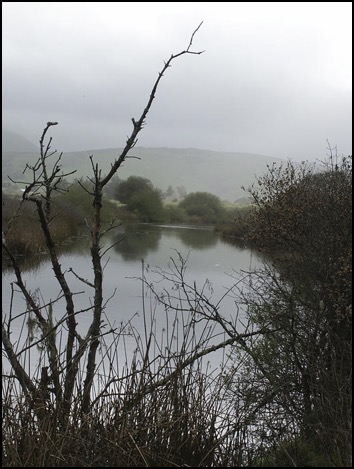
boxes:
[2,2,352,160]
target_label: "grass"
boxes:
[2,187,119,260]
[2,290,247,467]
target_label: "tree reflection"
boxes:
[176,227,217,249]
[112,224,161,261]
[2,235,91,273]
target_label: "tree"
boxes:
[225,152,352,466]
[179,191,225,223]
[163,184,175,199]
[128,186,164,222]
[176,184,187,199]
[114,175,154,204]
[2,24,206,427]
[113,175,164,221]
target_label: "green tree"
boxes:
[113,175,164,221]
[127,186,164,222]
[178,191,225,223]
[114,175,153,204]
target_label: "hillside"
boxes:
[2,128,39,153]
[2,130,283,201]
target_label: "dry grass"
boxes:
[2,298,246,467]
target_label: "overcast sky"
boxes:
[2,2,352,160]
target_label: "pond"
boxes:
[2,223,261,374]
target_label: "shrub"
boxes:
[178,192,225,223]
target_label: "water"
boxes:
[2,224,261,375]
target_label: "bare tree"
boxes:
[2,23,208,421]
[2,26,275,466]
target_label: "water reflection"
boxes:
[168,226,217,249]
[112,224,219,260]
[3,223,262,376]
[2,235,91,273]
[112,224,162,261]
[2,224,221,271]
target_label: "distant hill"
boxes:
[2,130,283,201]
[2,128,38,153]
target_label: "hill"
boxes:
[2,130,283,201]
[2,128,39,153]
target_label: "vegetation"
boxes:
[222,153,352,466]
[2,20,351,467]
[178,191,227,224]
[2,178,233,262]
[2,179,118,259]
[112,175,164,222]
[215,203,254,242]
[106,175,231,224]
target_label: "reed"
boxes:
[2,295,247,467]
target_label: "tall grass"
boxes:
[2,185,118,259]
[2,288,249,467]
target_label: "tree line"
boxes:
[2,173,231,261]
[105,174,230,223]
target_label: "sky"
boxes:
[2,2,352,161]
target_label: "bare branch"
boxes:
[100,22,204,188]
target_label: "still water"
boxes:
[2,224,260,373]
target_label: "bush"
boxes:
[127,186,164,222]
[56,179,118,226]
[224,155,352,466]
[216,205,255,240]
[114,176,154,204]
[163,203,187,223]
[178,192,225,223]
[112,176,164,222]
